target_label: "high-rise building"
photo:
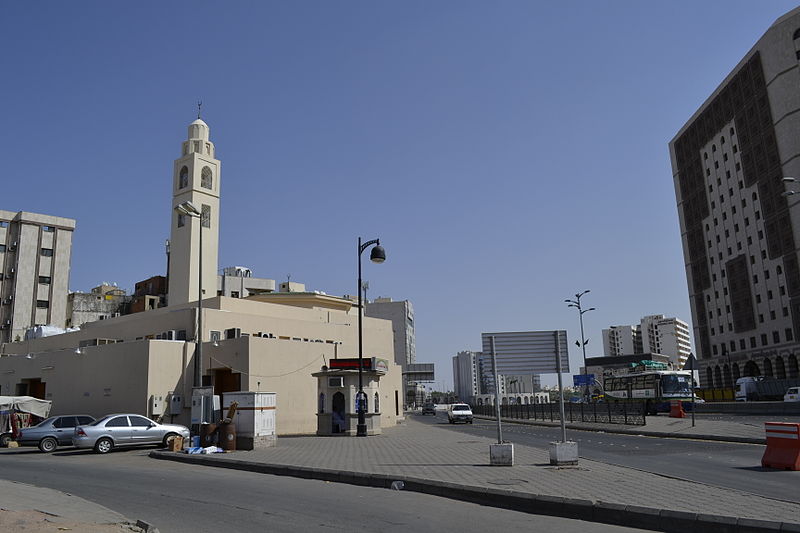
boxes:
[167,119,221,307]
[452,350,540,404]
[365,297,415,367]
[0,210,75,342]
[602,315,691,369]
[670,8,800,387]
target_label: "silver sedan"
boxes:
[72,414,190,454]
[18,415,96,452]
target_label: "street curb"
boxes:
[473,415,766,445]
[149,451,797,533]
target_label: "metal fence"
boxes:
[473,401,646,426]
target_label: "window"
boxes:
[787,329,794,342]
[768,290,773,300]
[177,213,185,228]
[712,345,718,355]
[781,286,786,296]
[773,331,780,344]
[40,248,53,257]
[201,167,213,189]
[740,339,746,350]
[778,265,783,275]
[0,244,5,253]
[38,276,51,284]
[756,295,762,304]
[36,300,49,309]
[179,166,189,189]
[750,337,756,348]
[105,416,129,427]
[784,307,790,317]
[761,334,768,346]
[42,225,55,232]
[374,392,380,413]
[129,416,152,427]
[54,416,77,428]
[201,204,211,228]
[770,310,776,320]
[230,291,240,298]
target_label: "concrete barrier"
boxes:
[761,422,800,471]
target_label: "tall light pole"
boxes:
[357,237,386,437]
[565,290,596,402]
[175,201,204,389]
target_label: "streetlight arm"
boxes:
[359,239,380,255]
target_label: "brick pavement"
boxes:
[153,416,800,527]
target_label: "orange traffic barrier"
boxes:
[761,422,800,471]
[669,400,686,418]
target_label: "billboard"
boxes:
[481,330,570,374]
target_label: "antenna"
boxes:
[197,100,203,119]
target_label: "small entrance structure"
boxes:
[314,358,388,436]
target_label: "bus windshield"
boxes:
[661,374,692,395]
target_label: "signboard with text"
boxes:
[481,330,570,374]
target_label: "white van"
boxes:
[447,404,473,424]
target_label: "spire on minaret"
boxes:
[197,100,202,119]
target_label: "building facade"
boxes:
[602,315,691,369]
[670,8,800,387]
[365,297,415,367]
[0,210,75,343]
[67,283,131,328]
[217,266,276,298]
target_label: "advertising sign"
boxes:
[481,330,570,374]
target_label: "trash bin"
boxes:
[219,422,236,451]
[199,423,218,446]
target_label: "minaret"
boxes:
[167,117,221,306]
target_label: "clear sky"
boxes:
[2,1,798,389]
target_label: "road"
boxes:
[417,412,800,503]
[0,446,649,533]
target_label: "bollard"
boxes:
[669,400,686,418]
[761,422,800,471]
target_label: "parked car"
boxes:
[785,386,800,402]
[17,415,95,452]
[421,403,436,415]
[72,414,190,454]
[447,403,473,424]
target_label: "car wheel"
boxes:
[94,437,114,454]
[162,432,179,448]
[38,437,58,453]
[0,434,11,447]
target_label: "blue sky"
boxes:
[3,1,798,388]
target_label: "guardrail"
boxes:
[473,401,646,426]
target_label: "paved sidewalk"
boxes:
[0,479,154,532]
[152,417,800,533]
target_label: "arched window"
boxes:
[179,166,189,189]
[763,358,774,377]
[788,354,799,378]
[374,392,379,413]
[706,367,713,387]
[201,167,213,189]
[744,360,760,377]
[714,366,722,388]
[732,363,741,382]
[794,28,800,40]
[776,357,786,379]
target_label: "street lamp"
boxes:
[565,290,596,402]
[357,237,386,437]
[175,201,204,389]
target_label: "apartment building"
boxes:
[601,315,691,369]
[670,7,800,387]
[0,210,75,343]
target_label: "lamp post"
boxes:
[565,290,595,402]
[175,201,204,389]
[357,237,386,437]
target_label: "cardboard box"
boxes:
[168,436,184,452]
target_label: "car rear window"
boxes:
[453,404,470,410]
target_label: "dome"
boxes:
[187,118,209,141]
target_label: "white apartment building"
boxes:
[452,350,480,401]
[601,315,692,368]
[0,210,75,343]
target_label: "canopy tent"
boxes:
[0,396,52,418]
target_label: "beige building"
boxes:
[0,293,403,435]
[0,210,75,343]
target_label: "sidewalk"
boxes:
[0,479,155,533]
[151,416,800,533]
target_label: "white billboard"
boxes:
[481,330,570,374]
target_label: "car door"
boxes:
[52,416,78,445]
[103,416,133,444]
[129,415,160,444]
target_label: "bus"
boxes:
[603,365,694,415]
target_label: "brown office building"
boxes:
[670,8,800,387]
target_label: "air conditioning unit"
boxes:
[164,330,177,340]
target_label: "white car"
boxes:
[447,404,473,424]
[785,387,800,402]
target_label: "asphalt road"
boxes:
[417,412,800,503]
[0,446,650,533]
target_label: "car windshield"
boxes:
[32,416,57,427]
[661,375,692,394]
[89,415,113,426]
